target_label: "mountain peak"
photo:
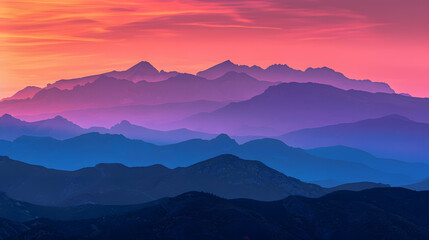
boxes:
[53,115,67,121]
[119,120,132,126]
[209,134,238,146]
[0,114,21,124]
[210,60,239,69]
[213,133,233,141]
[219,60,235,66]
[47,115,72,124]
[1,113,15,120]
[126,61,159,74]
[266,64,292,71]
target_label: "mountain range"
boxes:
[0,192,150,222]
[282,114,429,162]
[0,154,326,206]
[1,60,398,126]
[1,188,429,240]
[197,60,394,93]
[46,61,179,90]
[16,100,228,129]
[175,82,429,135]
[0,114,260,144]
[306,145,429,181]
[4,60,394,103]
[0,71,274,116]
[0,114,84,141]
[0,132,423,185]
[0,86,42,101]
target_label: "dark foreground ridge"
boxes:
[1,188,429,240]
[0,154,326,206]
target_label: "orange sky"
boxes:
[1,0,428,98]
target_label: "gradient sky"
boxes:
[0,0,428,98]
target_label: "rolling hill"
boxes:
[282,115,429,162]
[177,82,429,136]
[0,155,325,206]
[2,188,429,240]
[0,133,419,185]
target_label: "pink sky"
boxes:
[0,0,428,97]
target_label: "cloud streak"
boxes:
[0,0,428,98]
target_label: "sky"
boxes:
[0,0,428,98]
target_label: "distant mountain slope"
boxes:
[404,179,429,191]
[0,72,274,116]
[177,82,429,135]
[17,100,228,129]
[197,60,394,93]
[282,115,429,162]
[306,146,429,180]
[96,120,217,144]
[45,61,179,90]
[1,86,42,101]
[0,114,248,145]
[0,133,418,185]
[0,192,150,222]
[327,182,390,192]
[0,155,325,206]
[3,188,429,240]
[0,114,85,141]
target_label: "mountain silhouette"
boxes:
[0,72,274,115]
[0,114,256,145]
[44,61,179,90]
[0,114,85,140]
[281,114,429,162]
[20,100,228,129]
[0,155,325,206]
[0,192,151,222]
[306,145,429,180]
[2,188,429,240]
[404,178,429,191]
[177,82,429,135]
[1,86,42,101]
[0,133,420,185]
[98,120,217,144]
[197,60,394,93]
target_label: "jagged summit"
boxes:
[0,113,16,120]
[218,60,235,66]
[126,61,159,74]
[52,115,68,121]
[0,114,22,125]
[212,133,235,142]
[118,120,132,126]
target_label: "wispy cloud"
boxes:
[0,0,428,98]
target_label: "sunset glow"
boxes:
[1,0,428,97]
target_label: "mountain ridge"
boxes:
[175,82,429,135]
[0,132,421,185]
[0,154,326,206]
[197,60,394,93]
[282,114,429,162]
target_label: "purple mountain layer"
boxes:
[0,114,223,144]
[46,61,179,90]
[197,60,394,93]
[175,82,429,136]
[280,115,429,163]
[17,100,228,128]
[0,114,83,140]
[1,86,42,101]
[0,72,274,115]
